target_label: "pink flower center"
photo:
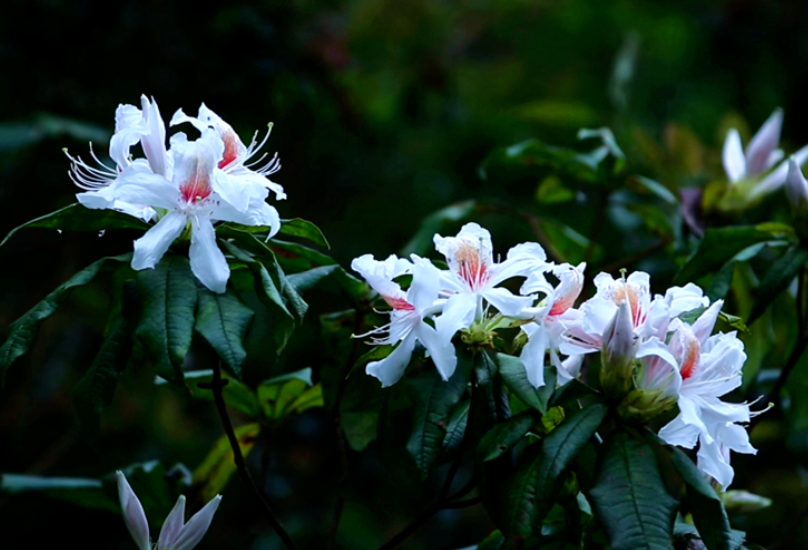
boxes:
[610,283,645,327]
[383,296,415,311]
[679,337,700,380]
[456,241,489,290]
[218,129,241,170]
[180,173,212,204]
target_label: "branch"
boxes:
[206,363,298,550]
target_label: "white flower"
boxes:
[170,104,285,211]
[116,471,221,550]
[722,108,808,198]
[518,262,586,387]
[657,302,757,488]
[785,157,808,216]
[432,222,548,342]
[351,254,456,386]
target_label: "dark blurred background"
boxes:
[3,0,808,548]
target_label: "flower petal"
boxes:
[366,334,418,387]
[415,322,458,381]
[722,128,746,183]
[170,495,222,550]
[189,216,230,294]
[132,212,188,271]
[435,293,478,342]
[752,142,808,197]
[520,322,549,388]
[745,108,783,175]
[157,495,186,550]
[116,471,151,550]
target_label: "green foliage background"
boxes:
[2,0,808,548]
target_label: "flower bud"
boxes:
[616,387,678,424]
[721,490,772,515]
[786,158,808,237]
[600,301,636,400]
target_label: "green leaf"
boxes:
[707,261,736,302]
[504,404,608,537]
[135,256,197,384]
[590,433,678,550]
[748,246,808,325]
[401,200,477,256]
[671,448,738,550]
[479,139,601,185]
[73,317,133,438]
[676,225,793,284]
[195,288,255,379]
[439,399,471,462]
[1,203,148,246]
[257,367,324,420]
[279,218,330,248]
[159,369,260,417]
[497,353,555,414]
[192,423,260,502]
[407,364,472,478]
[0,473,116,512]
[477,412,535,462]
[0,254,129,384]
[632,176,678,205]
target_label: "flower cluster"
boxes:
[352,222,759,488]
[66,96,285,293]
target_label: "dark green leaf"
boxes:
[73,317,133,439]
[192,423,261,502]
[497,353,555,414]
[504,404,608,537]
[590,433,678,550]
[134,256,197,384]
[0,473,116,512]
[671,448,738,550]
[0,255,129,384]
[195,288,255,379]
[279,218,330,248]
[160,370,260,417]
[258,368,324,420]
[478,411,535,462]
[407,364,472,478]
[479,139,601,185]
[707,261,736,302]
[1,203,148,246]
[439,399,471,462]
[400,200,477,256]
[676,225,793,284]
[748,246,808,325]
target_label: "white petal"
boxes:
[752,143,808,197]
[520,323,549,388]
[157,495,186,550]
[170,495,222,550]
[482,287,534,317]
[408,256,442,313]
[116,471,151,550]
[132,212,188,271]
[490,241,549,287]
[212,195,281,236]
[366,334,418,387]
[697,436,735,489]
[110,104,147,168]
[435,293,478,342]
[415,323,458,381]
[691,300,723,344]
[745,108,783,175]
[169,107,209,133]
[786,158,808,212]
[114,165,179,211]
[658,413,700,449]
[722,129,746,183]
[189,216,230,294]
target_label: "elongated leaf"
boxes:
[135,256,197,383]
[439,399,471,462]
[0,254,129,384]
[192,423,260,502]
[671,448,738,550]
[159,370,260,417]
[195,289,255,379]
[676,225,793,284]
[279,218,330,248]
[504,404,608,537]
[497,353,555,414]
[479,139,602,185]
[258,367,324,420]
[407,364,472,478]
[748,246,808,324]
[73,317,133,438]
[590,433,678,550]
[1,203,148,246]
[0,473,116,512]
[478,412,535,462]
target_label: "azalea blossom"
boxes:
[117,471,221,550]
[785,157,808,217]
[656,302,757,488]
[722,108,808,198]
[432,223,549,343]
[351,254,456,386]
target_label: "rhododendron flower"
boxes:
[351,254,456,386]
[518,262,586,387]
[657,301,757,488]
[432,223,548,342]
[117,471,221,550]
[722,108,808,198]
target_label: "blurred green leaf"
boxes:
[536,175,575,204]
[1,203,148,247]
[438,399,471,463]
[671,448,738,550]
[503,404,608,537]
[407,363,472,478]
[0,254,130,385]
[631,176,678,205]
[516,100,598,127]
[279,218,330,248]
[195,288,255,380]
[748,246,808,325]
[480,139,602,185]
[0,473,117,512]
[0,114,108,152]
[258,367,324,420]
[721,490,772,516]
[590,433,677,550]
[497,354,555,414]
[400,200,477,256]
[192,423,260,502]
[135,256,197,384]
[159,370,260,417]
[477,411,535,462]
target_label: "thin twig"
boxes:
[206,363,298,550]
[327,304,368,550]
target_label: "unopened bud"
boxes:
[722,490,772,515]
[600,301,636,400]
[616,387,678,424]
[786,158,808,237]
